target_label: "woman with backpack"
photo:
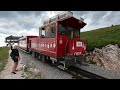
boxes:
[10,44,20,74]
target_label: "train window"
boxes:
[59,24,67,35]
[45,29,50,38]
[50,24,56,38]
[68,31,73,39]
[40,25,56,38]
[67,26,74,31]
[40,29,45,38]
[74,30,80,37]
[40,27,49,38]
[41,30,45,38]
[68,27,80,39]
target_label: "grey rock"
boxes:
[85,44,120,72]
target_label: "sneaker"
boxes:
[11,72,16,74]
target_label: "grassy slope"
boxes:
[0,47,9,72]
[80,25,120,51]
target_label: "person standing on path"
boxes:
[10,44,20,74]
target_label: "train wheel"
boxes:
[41,54,47,63]
[32,51,36,58]
[76,55,84,65]
[37,53,41,60]
[45,56,52,64]
[47,56,50,60]
[35,52,38,58]
[54,58,60,66]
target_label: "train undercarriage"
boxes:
[29,50,85,70]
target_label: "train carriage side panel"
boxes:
[38,38,57,57]
[27,36,38,50]
[30,37,57,57]
[29,37,39,53]
[19,36,38,51]
[19,36,27,50]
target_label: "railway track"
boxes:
[65,66,107,79]
[47,62,107,79]
[19,49,107,79]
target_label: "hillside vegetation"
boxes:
[0,47,9,72]
[81,25,120,51]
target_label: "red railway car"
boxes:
[18,36,38,52]
[28,11,87,69]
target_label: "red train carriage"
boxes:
[29,11,87,69]
[18,36,38,52]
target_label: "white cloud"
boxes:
[81,11,118,32]
[0,11,120,47]
[0,33,9,47]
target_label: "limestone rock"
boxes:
[85,44,120,72]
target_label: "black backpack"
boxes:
[10,51,14,58]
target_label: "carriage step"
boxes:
[60,61,65,64]
[57,65,67,70]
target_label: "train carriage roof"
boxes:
[19,36,38,40]
[40,16,86,30]
[58,17,86,29]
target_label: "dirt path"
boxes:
[0,50,24,79]
[0,50,72,79]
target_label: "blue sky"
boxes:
[0,11,120,47]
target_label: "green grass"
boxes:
[0,47,9,72]
[81,25,120,51]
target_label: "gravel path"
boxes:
[19,50,73,79]
[0,50,24,79]
[20,49,120,79]
[74,63,120,79]
[0,50,73,79]
[3,49,119,79]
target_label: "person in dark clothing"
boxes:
[10,45,20,74]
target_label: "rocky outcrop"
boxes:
[21,64,44,79]
[85,44,120,72]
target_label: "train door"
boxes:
[67,28,80,55]
[29,40,31,49]
[58,24,68,56]
[58,23,81,56]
